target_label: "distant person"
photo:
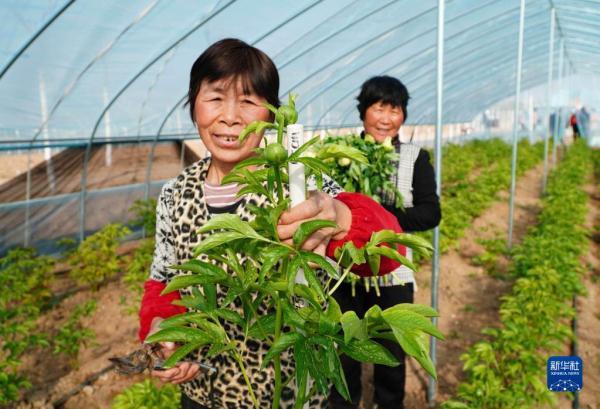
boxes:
[329,76,441,409]
[579,106,590,138]
[570,111,580,140]
[549,111,556,136]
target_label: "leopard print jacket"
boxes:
[150,157,342,408]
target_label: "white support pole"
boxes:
[103,88,112,166]
[552,39,564,165]
[542,8,555,192]
[427,0,444,406]
[507,0,526,248]
[528,95,534,140]
[39,76,56,192]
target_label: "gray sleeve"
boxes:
[150,180,178,282]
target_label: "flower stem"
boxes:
[232,350,260,409]
[272,296,284,409]
[328,265,353,297]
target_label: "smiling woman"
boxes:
[137,39,406,409]
[194,77,271,178]
[188,39,279,178]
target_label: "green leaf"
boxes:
[369,230,433,255]
[340,311,367,343]
[288,136,321,162]
[222,287,242,306]
[317,144,368,164]
[270,199,291,235]
[172,292,205,311]
[307,346,329,395]
[161,340,206,368]
[287,255,304,295]
[238,122,258,143]
[168,260,229,279]
[255,120,276,136]
[339,339,399,366]
[159,312,203,328]
[382,309,443,378]
[326,344,350,401]
[366,252,381,276]
[197,214,265,240]
[239,121,274,143]
[294,339,309,398]
[204,283,217,311]
[300,258,326,301]
[325,296,342,323]
[145,327,212,344]
[367,245,418,272]
[162,268,229,295]
[318,313,338,336]
[299,251,340,279]
[296,157,332,175]
[193,319,226,343]
[248,314,276,340]
[263,102,278,115]
[385,303,439,318]
[258,245,290,283]
[293,220,337,249]
[193,232,248,255]
[232,155,267,171]
[206,341,236,358]
[282,301,306,328]
[364,305,383,329]
[262,332,302,368]
[214,309,244,326]
[381,309,444,339]
[334,241,366,268]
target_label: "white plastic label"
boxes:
[287,124,305,207]
[287,124,308,286]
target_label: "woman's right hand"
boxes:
[148,317,200,384]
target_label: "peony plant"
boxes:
[146,95,443,408]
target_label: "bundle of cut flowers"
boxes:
[314,133,403,208]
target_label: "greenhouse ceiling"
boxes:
[1,0,599,149]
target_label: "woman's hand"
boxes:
[277,191,351,256]
[147,317,200,384]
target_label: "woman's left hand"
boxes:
[277,191,351,255]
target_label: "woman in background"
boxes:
[329,76,441,409]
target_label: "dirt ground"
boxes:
[573,182,600,409]
[0,152,46,186]
[16,242,148,409]
[361,161,599,409]
[11,161,600,409]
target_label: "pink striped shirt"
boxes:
[203,181,241,208]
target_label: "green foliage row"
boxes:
[129,198,158,236]
[0,219,134,403]
[53,300,97,358]
[111,379,180,409]
[0,247,54,404]
[66,223,131,288]
[419,139,545,259]
[122,237,155,315]
[443,140,592,409]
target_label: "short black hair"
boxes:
[187,38,280,121]
[356,76,410,121]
